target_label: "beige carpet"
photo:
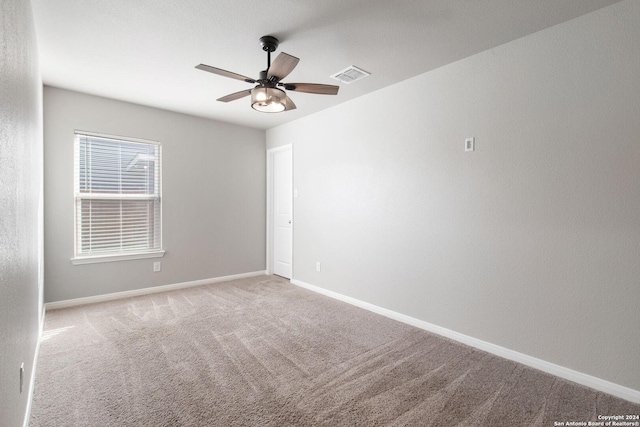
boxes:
[31,275,639,426]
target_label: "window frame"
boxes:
[71,130,165,265]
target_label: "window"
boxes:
[72,131,163,264]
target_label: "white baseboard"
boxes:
[45,271,267,311]
[290,278,640,404]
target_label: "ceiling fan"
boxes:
[195,36,339,113]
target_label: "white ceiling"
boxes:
[31,0,620,130]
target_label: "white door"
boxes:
[273,147,292,278]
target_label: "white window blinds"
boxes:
[74,132,162,258]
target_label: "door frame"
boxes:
[266,144,293,277]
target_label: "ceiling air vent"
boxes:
[331,66,370,84]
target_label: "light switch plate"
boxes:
[465,137,475,152]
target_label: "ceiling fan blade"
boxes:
[195,64,256,83]
[283,83,339,95]
[267,53,299,81]
[217,89,252,103]
[284,96,297,111]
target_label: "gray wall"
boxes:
[0,0,44,425]
[267,1,640,391]
[44,87,266,302]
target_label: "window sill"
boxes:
[71,250,165,265]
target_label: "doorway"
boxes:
[267,145,292,279]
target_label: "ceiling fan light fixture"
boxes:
[197,36,338,113]
[251,87,286,113]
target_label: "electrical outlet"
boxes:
[153,261,161,272]
[20,362,24,393]
[316,262,321,272]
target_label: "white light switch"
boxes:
[316,262,321,272]
[293,188,299,198]
[465,137,475,152]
